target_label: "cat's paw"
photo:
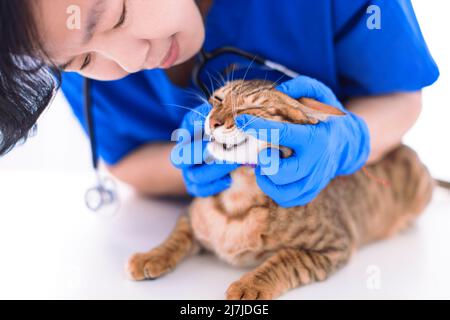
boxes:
[226,280,274,300]
[126,252,173,281]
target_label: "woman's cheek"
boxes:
[81,60,130,81]
[176,12,206,63]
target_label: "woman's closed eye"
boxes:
[80,54,92,70]
[114,1,128,29]
[77,1,128,71]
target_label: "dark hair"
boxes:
[0,0,59,156]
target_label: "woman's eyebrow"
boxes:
[83,0,107,44]
[57,0,107,70]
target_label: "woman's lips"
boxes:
[159,35,180,69]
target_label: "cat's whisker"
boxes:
[207,73,216,99]
[238,113,266,131]
[162,103,207,120]
[241,57,256,85]
[216,70,228,87]
[180,87,210,105]
[234,70,285,128]
[229,63,238,83]
[198,72,214,99]
[182,87,205,98]
[210,68,226,87]
[237,107,272,131]
[234,59,255,103]
[233,91,250,123]
[206,70,227,91]
[229,66,244,122]
[231,59,257,122]
[271,72,289,89]
[196,95,211,106]
[231,84,239,119]
[238,104,276,129]
[232,88,241,122]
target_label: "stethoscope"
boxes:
[83,78,118,213]
[192,47,300,97]
[83,47,300,212]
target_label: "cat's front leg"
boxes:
[226,246,351,300]
[127,215,201,281]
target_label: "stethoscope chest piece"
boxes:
[85,176,119,215]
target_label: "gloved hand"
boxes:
[171,103,240,197]
[236,75,371,207]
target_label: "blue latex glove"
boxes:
[171,103,240,197]
[236,76,371,207]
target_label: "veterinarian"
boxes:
[0,0,438,207]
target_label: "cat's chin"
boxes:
[206,134,266,165]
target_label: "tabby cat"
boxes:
[127,80,434,300]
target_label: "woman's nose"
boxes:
[95,37,151,73]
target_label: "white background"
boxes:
[0,1,449,299]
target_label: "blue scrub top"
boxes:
[61,0,439,165]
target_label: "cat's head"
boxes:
[204,80,345,164]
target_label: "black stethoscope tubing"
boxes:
[84,78,98,170]
[84,77,117,212]
[193,48,300,97]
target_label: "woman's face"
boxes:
[35,0,205,80]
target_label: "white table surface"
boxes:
[0,170,449,300]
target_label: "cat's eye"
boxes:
[213,95,223,103]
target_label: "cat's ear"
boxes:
[297,97,346,123]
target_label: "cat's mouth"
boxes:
[204,114,249,151]
[209,135,249,151]
[204,113,264,164]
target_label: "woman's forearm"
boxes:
[106,143,187,196]
[346,91,422,164]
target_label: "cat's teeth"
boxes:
[217,138,249,151]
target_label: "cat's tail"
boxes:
[435,179,450,190]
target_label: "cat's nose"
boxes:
[209,118,224,130]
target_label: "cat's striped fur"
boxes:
[127,80,434,300]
